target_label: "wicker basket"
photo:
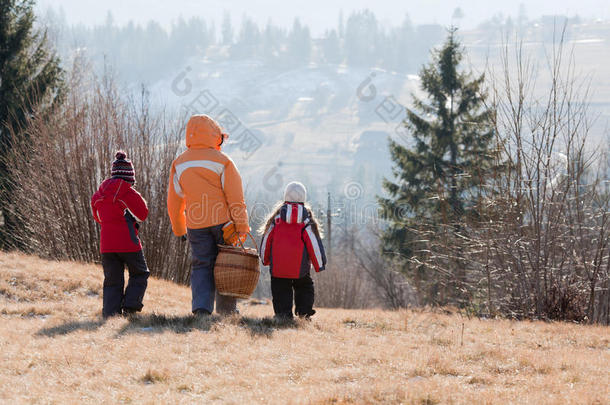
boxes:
[214,232,260,299]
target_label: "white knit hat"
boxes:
[284,181,307,203]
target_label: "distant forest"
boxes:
[43,7,588,84]
[47,10,448,82]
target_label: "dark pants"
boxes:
[187,224,237,315]
[271,274,315,318]
[101,250,150,317]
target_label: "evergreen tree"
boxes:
[221,11,233,45]
[344,10,379,67]
[321,29,341,64]
[231,16,260,59]
[394,15,416,72]
[261,20,285,64]
[286,18,310,67]
[0,0,63,248]
[379,29,495,305]
[169,17,209,64]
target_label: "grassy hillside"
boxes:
[0,252,608,404]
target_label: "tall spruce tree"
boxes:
[0,0,63,248]
[379,29,495,305]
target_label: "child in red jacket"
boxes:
[260,182,326,319]
[91,151,150,318]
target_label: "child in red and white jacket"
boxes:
[91,151,150,318]
[260,182,326,319]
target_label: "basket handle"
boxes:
[231,231,258,253]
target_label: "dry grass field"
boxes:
[0,252,608,404]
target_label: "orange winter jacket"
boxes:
[167,115,250,236]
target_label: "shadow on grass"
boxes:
[238,316,301,337]
[36,319,105,337]
[116,313,220,336]
[116,313,302,337]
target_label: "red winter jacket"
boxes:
[91,178,149,253]
[260,202,326,279]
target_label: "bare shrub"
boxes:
[6,57,192,283]
[315,226,377,309]
[405,28,609,323]
[315,224,414,309]
[352,228,415,309]
[478,29,609,322]
[315,259,373,309]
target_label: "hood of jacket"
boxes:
[279,202,309,224]
[97,178,131,200]
[185,114,226,150]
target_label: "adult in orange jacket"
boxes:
[168,114,250,315]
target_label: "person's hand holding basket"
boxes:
[215,223,260,299]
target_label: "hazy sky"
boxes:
[38,0,610,34]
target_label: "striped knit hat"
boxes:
[111,151,135,184]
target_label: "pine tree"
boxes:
[379,28,495,305]
[221,11,233,45]
[344,10,379,67]
[232,16,260,59]
[286,18,311,67]
[322,29,341,64]
[0,0,63,248]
